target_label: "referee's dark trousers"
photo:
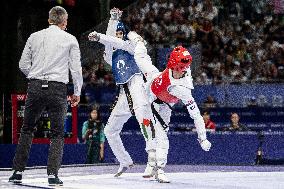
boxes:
[13,80,67,175]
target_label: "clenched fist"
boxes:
[198,139,212,151]
[110,7,123,20]
[88,31,100,41]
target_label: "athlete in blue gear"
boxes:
[88,8,156,177]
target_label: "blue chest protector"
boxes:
[112,49,141,84]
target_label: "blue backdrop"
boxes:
[192,84,284,107]
[1,132,283,168]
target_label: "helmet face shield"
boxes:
[115,30,124,39]
[116,21,128,40]
[167,46,192,72]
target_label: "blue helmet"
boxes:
[116,21,128,40]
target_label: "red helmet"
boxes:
[167,46,192,72]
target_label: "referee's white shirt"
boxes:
[19,25,83,96]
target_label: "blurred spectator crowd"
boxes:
[123,0,284,84]
[81,0,284,105]
[80,63,116,105]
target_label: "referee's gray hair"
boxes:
[49,6,68,25]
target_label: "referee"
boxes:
[9,6,83,186]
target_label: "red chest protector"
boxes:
[151,68,179,103]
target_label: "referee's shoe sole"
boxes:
[9,171,23,184]
[48,175,63,186]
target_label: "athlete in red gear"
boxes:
[127,31,212,183]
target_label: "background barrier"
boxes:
[1,132,283,168]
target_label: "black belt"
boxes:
[151,98,173,130]
[122,84,135,116]
[30,79,65,85]
[30,79,65,90]
[109,84,135,116]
